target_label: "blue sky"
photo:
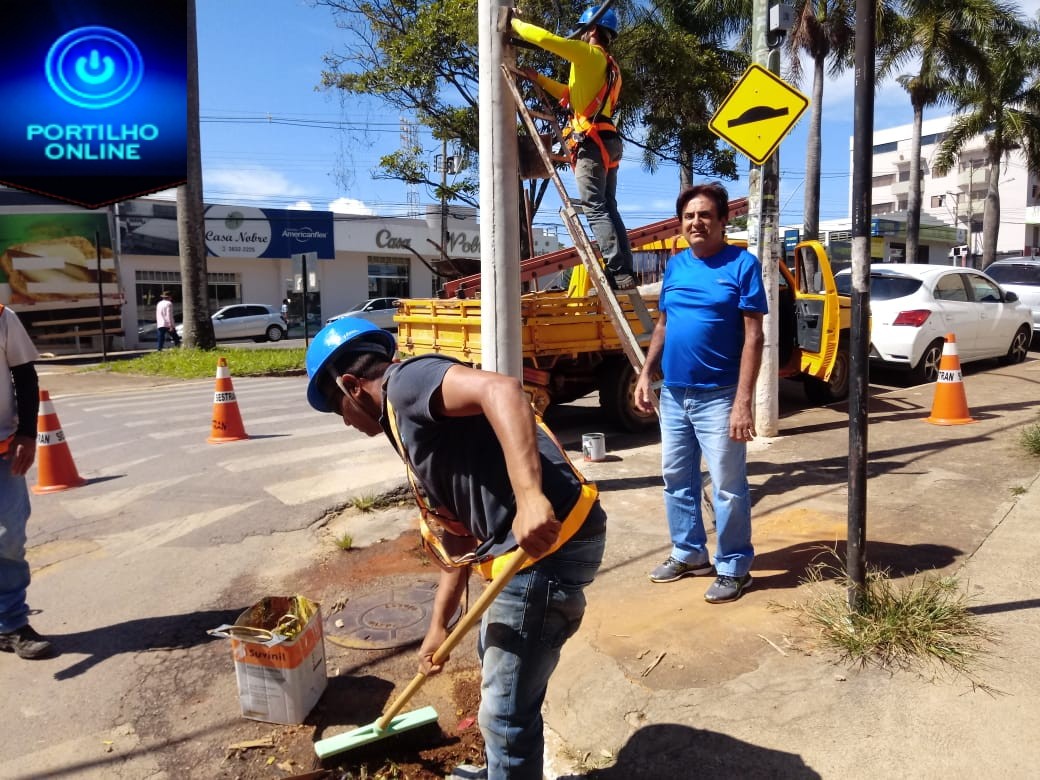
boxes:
[193,0,1040,236]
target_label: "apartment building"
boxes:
[865,114,1040,265]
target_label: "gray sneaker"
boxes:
[704,573,753,603]
[648,556,715,583]
[447,765,487,780]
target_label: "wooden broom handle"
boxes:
[376,550,530,731]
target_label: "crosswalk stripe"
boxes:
[219,437,389,472]
[59,475,193,519]
[265,461,405,506]
[97,501,263,557]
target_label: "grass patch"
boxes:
[91,347,305,380]
[334,533,354,551]
[780,554,995,684]
[1021,422,1040,457]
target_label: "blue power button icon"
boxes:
[45,26,144,109]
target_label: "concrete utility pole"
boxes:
[748,0,780,437]
[479,1,522,379]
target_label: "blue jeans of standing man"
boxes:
[477,503,606,780]
[573,134,633,278]
[659,385,754,578]
[0,455,32,633]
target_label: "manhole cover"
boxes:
[324,579,461,650]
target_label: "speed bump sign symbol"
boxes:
[709,64,809,165]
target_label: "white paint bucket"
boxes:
[582,433,606,462]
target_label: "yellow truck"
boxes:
[395,222,849,431]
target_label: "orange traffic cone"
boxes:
[925,333,975,426]
[207,357,249,443]
[32,390,86,494]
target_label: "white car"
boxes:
[836,264,1032,383]
[177,303,287,342]
[326,297,401,331]
[983,258,1040,335]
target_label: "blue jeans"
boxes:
[659,385,753,577]
[573,134,633,278]
[0,455,32,633]
[477,503,606,780]
[156,326,180,351]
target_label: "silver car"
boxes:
[178,303,287,342]
[326,297,401,331]
[984,258,1040,336]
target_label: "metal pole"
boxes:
[302,253,310,347]
[440,139,450,280]
[479,0,522,379]
[95,230,108,362]
[751,0,779,437]
[847,0,876,608]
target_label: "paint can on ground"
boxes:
[582,433,606,462]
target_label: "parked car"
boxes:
[177,303,286,342]
[835,264,1032,383]
[982,258,1040,336]
[325,297,401,331]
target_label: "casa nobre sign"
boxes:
[0,0,188,208]
[204,206,335,259]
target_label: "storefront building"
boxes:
[0,187,497,351]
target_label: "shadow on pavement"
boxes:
[561,723,821,779]
[753,540,962,592]
[50,607,243,680]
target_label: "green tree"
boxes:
[933,23,1040,268]
[624,0,748,188]
[877,0,1018,263]
[315,0,485,209]
[316,0,743,223]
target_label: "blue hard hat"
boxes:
[305,318,397,413]
[575,6,618,36]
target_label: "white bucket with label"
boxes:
[582,433,606,462]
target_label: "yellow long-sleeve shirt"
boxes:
[510,18,618,120]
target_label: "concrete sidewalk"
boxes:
[542,358,1040,778]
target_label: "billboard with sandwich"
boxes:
[0,212,117,312]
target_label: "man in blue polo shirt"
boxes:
[635,182,766,603]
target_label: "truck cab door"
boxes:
[787,240,841,383]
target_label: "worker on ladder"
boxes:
[511,4,636,291]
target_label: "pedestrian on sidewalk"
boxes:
[635,183,767,604]
[0,303,52,659]
[306,319,606,780]
[155,291,181,351]
[511,5,636,291]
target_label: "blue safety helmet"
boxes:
[574,6,619,37]
[305,318,397,413]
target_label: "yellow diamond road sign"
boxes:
[709,64,809,165]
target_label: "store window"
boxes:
[134,270,241,340]
[367,255,410,299]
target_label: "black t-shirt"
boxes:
[381,355,582,558]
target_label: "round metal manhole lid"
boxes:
[324,579,462,650]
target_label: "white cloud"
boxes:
[327,197,375,215]
[288,200,314,210]
[203,167,309,205]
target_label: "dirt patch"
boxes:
[202,520,489,779]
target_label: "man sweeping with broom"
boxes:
[306,319,607,780]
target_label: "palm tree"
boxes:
[877,0,1019,264]
[785,0,856,243]
[933,24,1040,268]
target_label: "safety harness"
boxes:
[385,396,597,581]
[560,49,622,170]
